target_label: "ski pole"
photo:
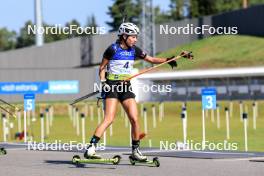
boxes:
[124,52,190,81]
[0,106,17,118]
[70,91,100,106]
[0,98,21,111]
[70,52,192,105]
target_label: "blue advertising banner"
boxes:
[0,80,79,94]
[0,82,48,94]
[48,81,79,94]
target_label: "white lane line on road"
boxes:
[192,151,255,155]
[0,142,27,146]
[3,148,26,151]
[213,157,264,162]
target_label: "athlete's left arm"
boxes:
[134,46,168,64]
[144,55,168,64]
[144,50,193,64]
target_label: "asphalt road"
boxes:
[1,143,264,176]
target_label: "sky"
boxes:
[0,0,170,33]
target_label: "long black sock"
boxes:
[132,140,140,150]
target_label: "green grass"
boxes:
[153,35,264,71]
[1,100,264,152]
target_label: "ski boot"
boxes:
[129,148,160,167]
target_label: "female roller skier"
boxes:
[84,22,191,161]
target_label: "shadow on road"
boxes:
[44,160,117,169]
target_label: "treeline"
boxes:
[0,15,97,51]
[107,0,263,30]
[0,0,263,51]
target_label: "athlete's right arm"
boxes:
[99,58,109,81]
[100,44,115,81]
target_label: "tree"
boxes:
[65,19,82,38]
[250,0,264,6]
[189,0,199,17]
[43,23,68,43]
[215,0,241,13]
[169,0,186,20]
[86,15,97,28]
[154,6,170,24]
[190,0,218,18]
[16,20,35,48]
[188,0,246,18]
[0,28,16,51]
[106,0,141,31]
[83,14,98,36]
[16,19,84,48]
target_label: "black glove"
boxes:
[180,51,193,59]
[167,56,177,69]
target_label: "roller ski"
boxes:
[72,155,121,165]
[129,147,160,167]
[72,144,121,165]
[129,155,160,167]
[0,148,7,155]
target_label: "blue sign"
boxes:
[48,81,79,94]
[24,94,35,111]
[0,81,79,94]
[0,82,48,94]
[202,88,217,110]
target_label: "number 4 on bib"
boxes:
[123,62,129,69]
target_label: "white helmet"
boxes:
[118,22,139,36]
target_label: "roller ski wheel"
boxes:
[0,148,7,155]
[72,155,81,164]
[129,155,160,167]
[72,155,121,165]
[153,157,160,167]
[112,155,122,165]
